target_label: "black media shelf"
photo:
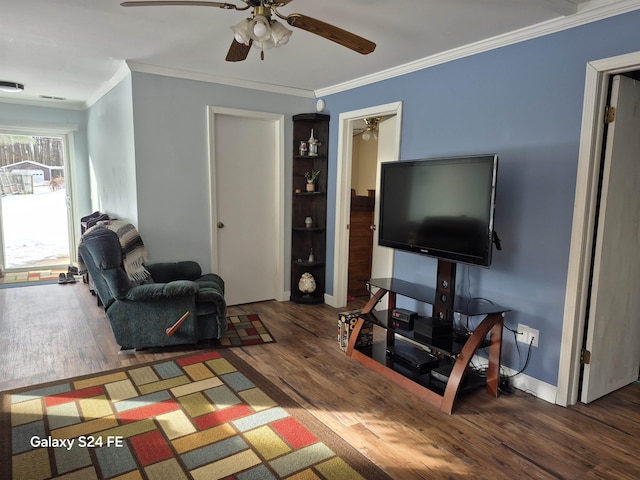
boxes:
[360,310,491,357]
[357,339,487,396]
[345,276,508,414]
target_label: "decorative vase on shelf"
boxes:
[308,129,319,156]
[308,248,315,263]
[298,272,316,294]
[306,182,315,192]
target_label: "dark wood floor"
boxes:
[1,282,639,479]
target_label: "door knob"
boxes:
[217,222,225,228]
[370,225,377,231]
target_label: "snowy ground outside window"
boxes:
[1,186,70,269]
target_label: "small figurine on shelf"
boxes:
[305,216,313,228]
[305,170,320,192]
[308,129,319,156]
[299,141,308,156]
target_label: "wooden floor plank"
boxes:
[1,282,639,479]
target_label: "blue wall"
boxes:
[323,10,640,386]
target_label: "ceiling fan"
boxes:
[353,117,381,141]
[120,1,376,61]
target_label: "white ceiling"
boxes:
[0,0,634,108]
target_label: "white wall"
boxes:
[86,74,138,225]
[351,133,378,195]
[130,72,313,272]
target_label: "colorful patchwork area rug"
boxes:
[218,314,275,347]
[1,349,390,480]
[0,268,68,288]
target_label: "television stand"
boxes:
[345,277,508,414]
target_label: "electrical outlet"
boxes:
[517,323,529,344]
[517,323,539,347]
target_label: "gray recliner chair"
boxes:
[78,227,227,350]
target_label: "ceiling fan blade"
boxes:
[285,14,375,55]
[226,38,252,62]
[120,1,242,9]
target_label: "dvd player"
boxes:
[429,363,487,392]
[386,343,439,374]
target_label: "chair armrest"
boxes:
[125,280,199,301]
[195,273,225,295]
[145,261,202,282]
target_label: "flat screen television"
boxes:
[378,154,499,267]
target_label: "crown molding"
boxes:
[84,62,133,109]
[124,61,315,99]
[315,0,640,98]
[0,96,86,111]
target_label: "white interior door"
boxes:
[211,112,278,306]
[370,116,397,280]
[581,74,640,403]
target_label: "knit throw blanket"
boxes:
[80,221,151,283]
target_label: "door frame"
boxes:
[0,125,79,271]
[557,51,640,407]
[207,106,287,302]
[330,101,402,308]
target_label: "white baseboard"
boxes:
[472,354,557,405]
[324,293,339,308]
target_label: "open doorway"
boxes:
[330,102,402,308]
[346,119,379,300]
[0,133,72,275]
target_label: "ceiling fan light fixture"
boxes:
[231,18,252,45]
[250,15,271,42]
[253,39,275,51]
[0,81,24,93]
[361,117,381,142]
[270,20,292,46]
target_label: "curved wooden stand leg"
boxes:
[346,287,392,356]
[345,316,366,356]
[486,318,504,397]
[441,313,504,414]
[361,287,388,315]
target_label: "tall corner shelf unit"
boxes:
[346,277,509,414]
[290,113,330,304]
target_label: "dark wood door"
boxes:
[348,194,374,297]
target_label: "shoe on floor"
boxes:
[58,273,67,284]
[66,272,77,283]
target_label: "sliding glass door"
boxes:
[0,133,73,272]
